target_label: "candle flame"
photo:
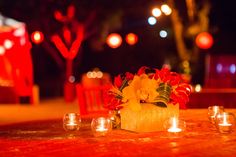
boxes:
[223,113,227,124]
[167,117,182,133]
[172,117,178,128]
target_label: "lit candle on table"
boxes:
[96,118,108,132]
[91,117,112,137]
[208,106,224,123]
[217,112,233,133]
[63,113,81,131]
[66,120,78,130]
[168,117,182,133]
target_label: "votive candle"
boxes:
[215,112,235,133]
[164,117,186,134]
[208,105,224,123]
[91,117,112,137]
[63,113,81,131]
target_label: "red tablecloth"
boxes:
[1,109,236,157]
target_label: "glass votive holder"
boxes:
[215,112,236,134]
[208,105,224,123]
[91,117,112,137]
[63,113,81,131]
[108,110,121,129]
[164,117,186,134]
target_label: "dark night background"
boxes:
[1,0,236,98]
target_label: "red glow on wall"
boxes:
[31,31,44,44]
[106,33,122,49]
[125,33,138,45]
[195,32,213,49]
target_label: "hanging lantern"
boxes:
[195,32,213,49]
[106,33,122,49]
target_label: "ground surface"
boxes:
[0,98,79,125]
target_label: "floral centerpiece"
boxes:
[104,66,191,132]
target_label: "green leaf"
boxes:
[115,95,123,99]
[153,102,167,108]
[119,79,128,91]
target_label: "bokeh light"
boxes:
[152,8,162,17]
[148,16,157,25]
[195,84,202,92]
[161,4,172,15]
[106,33,122,49]
[86,71,103,78]
[0,46,5,55]
[159,30,168,38]
[3,40,13,49]
[230,64,236,74]
[125,33,138,45]
[195,32,214,49]
[68,75,75,83]
[216,63,223,73]
[31,31,44,44]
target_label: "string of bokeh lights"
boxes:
[29,3,213,50]
[148,4,172,39]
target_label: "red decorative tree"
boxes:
[51,5,85,102]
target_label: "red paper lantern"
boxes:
[106,33,122,49]
[195,32,213,49]
[31,31,44,44]
[125,33,138,45]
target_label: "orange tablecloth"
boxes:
[0,109,236,157]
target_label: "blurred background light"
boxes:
[159,30,168,38]
[68,75,75,83]
[96,71,103,78]
[161,4,172,15]
[195,32,213,49]
[152,8,162,17]
[148,16,157,25]
[230,64,236,74]
[3,40,13,49]
[194,84,202,92]
[106,33,122,49]
[125,33,138,45]
[216,63,223,73]
[31,31,44,44]
[0,46,5,55]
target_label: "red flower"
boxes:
[114,75,123,88]
[154,68,170,82]
[159,67,171,82]
[125,72,134,80]
[170,92,189,109]
[104,66,192,110]
[175,83,191,96]
[170,83,191,109]
[169,72,181,86]
[137,66,148,75]
[103,91,122,110]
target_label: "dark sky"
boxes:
[209,0,236,54]
[1,0,236,97]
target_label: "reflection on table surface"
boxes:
[1,109,236,157]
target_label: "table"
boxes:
[1,109,236,157]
